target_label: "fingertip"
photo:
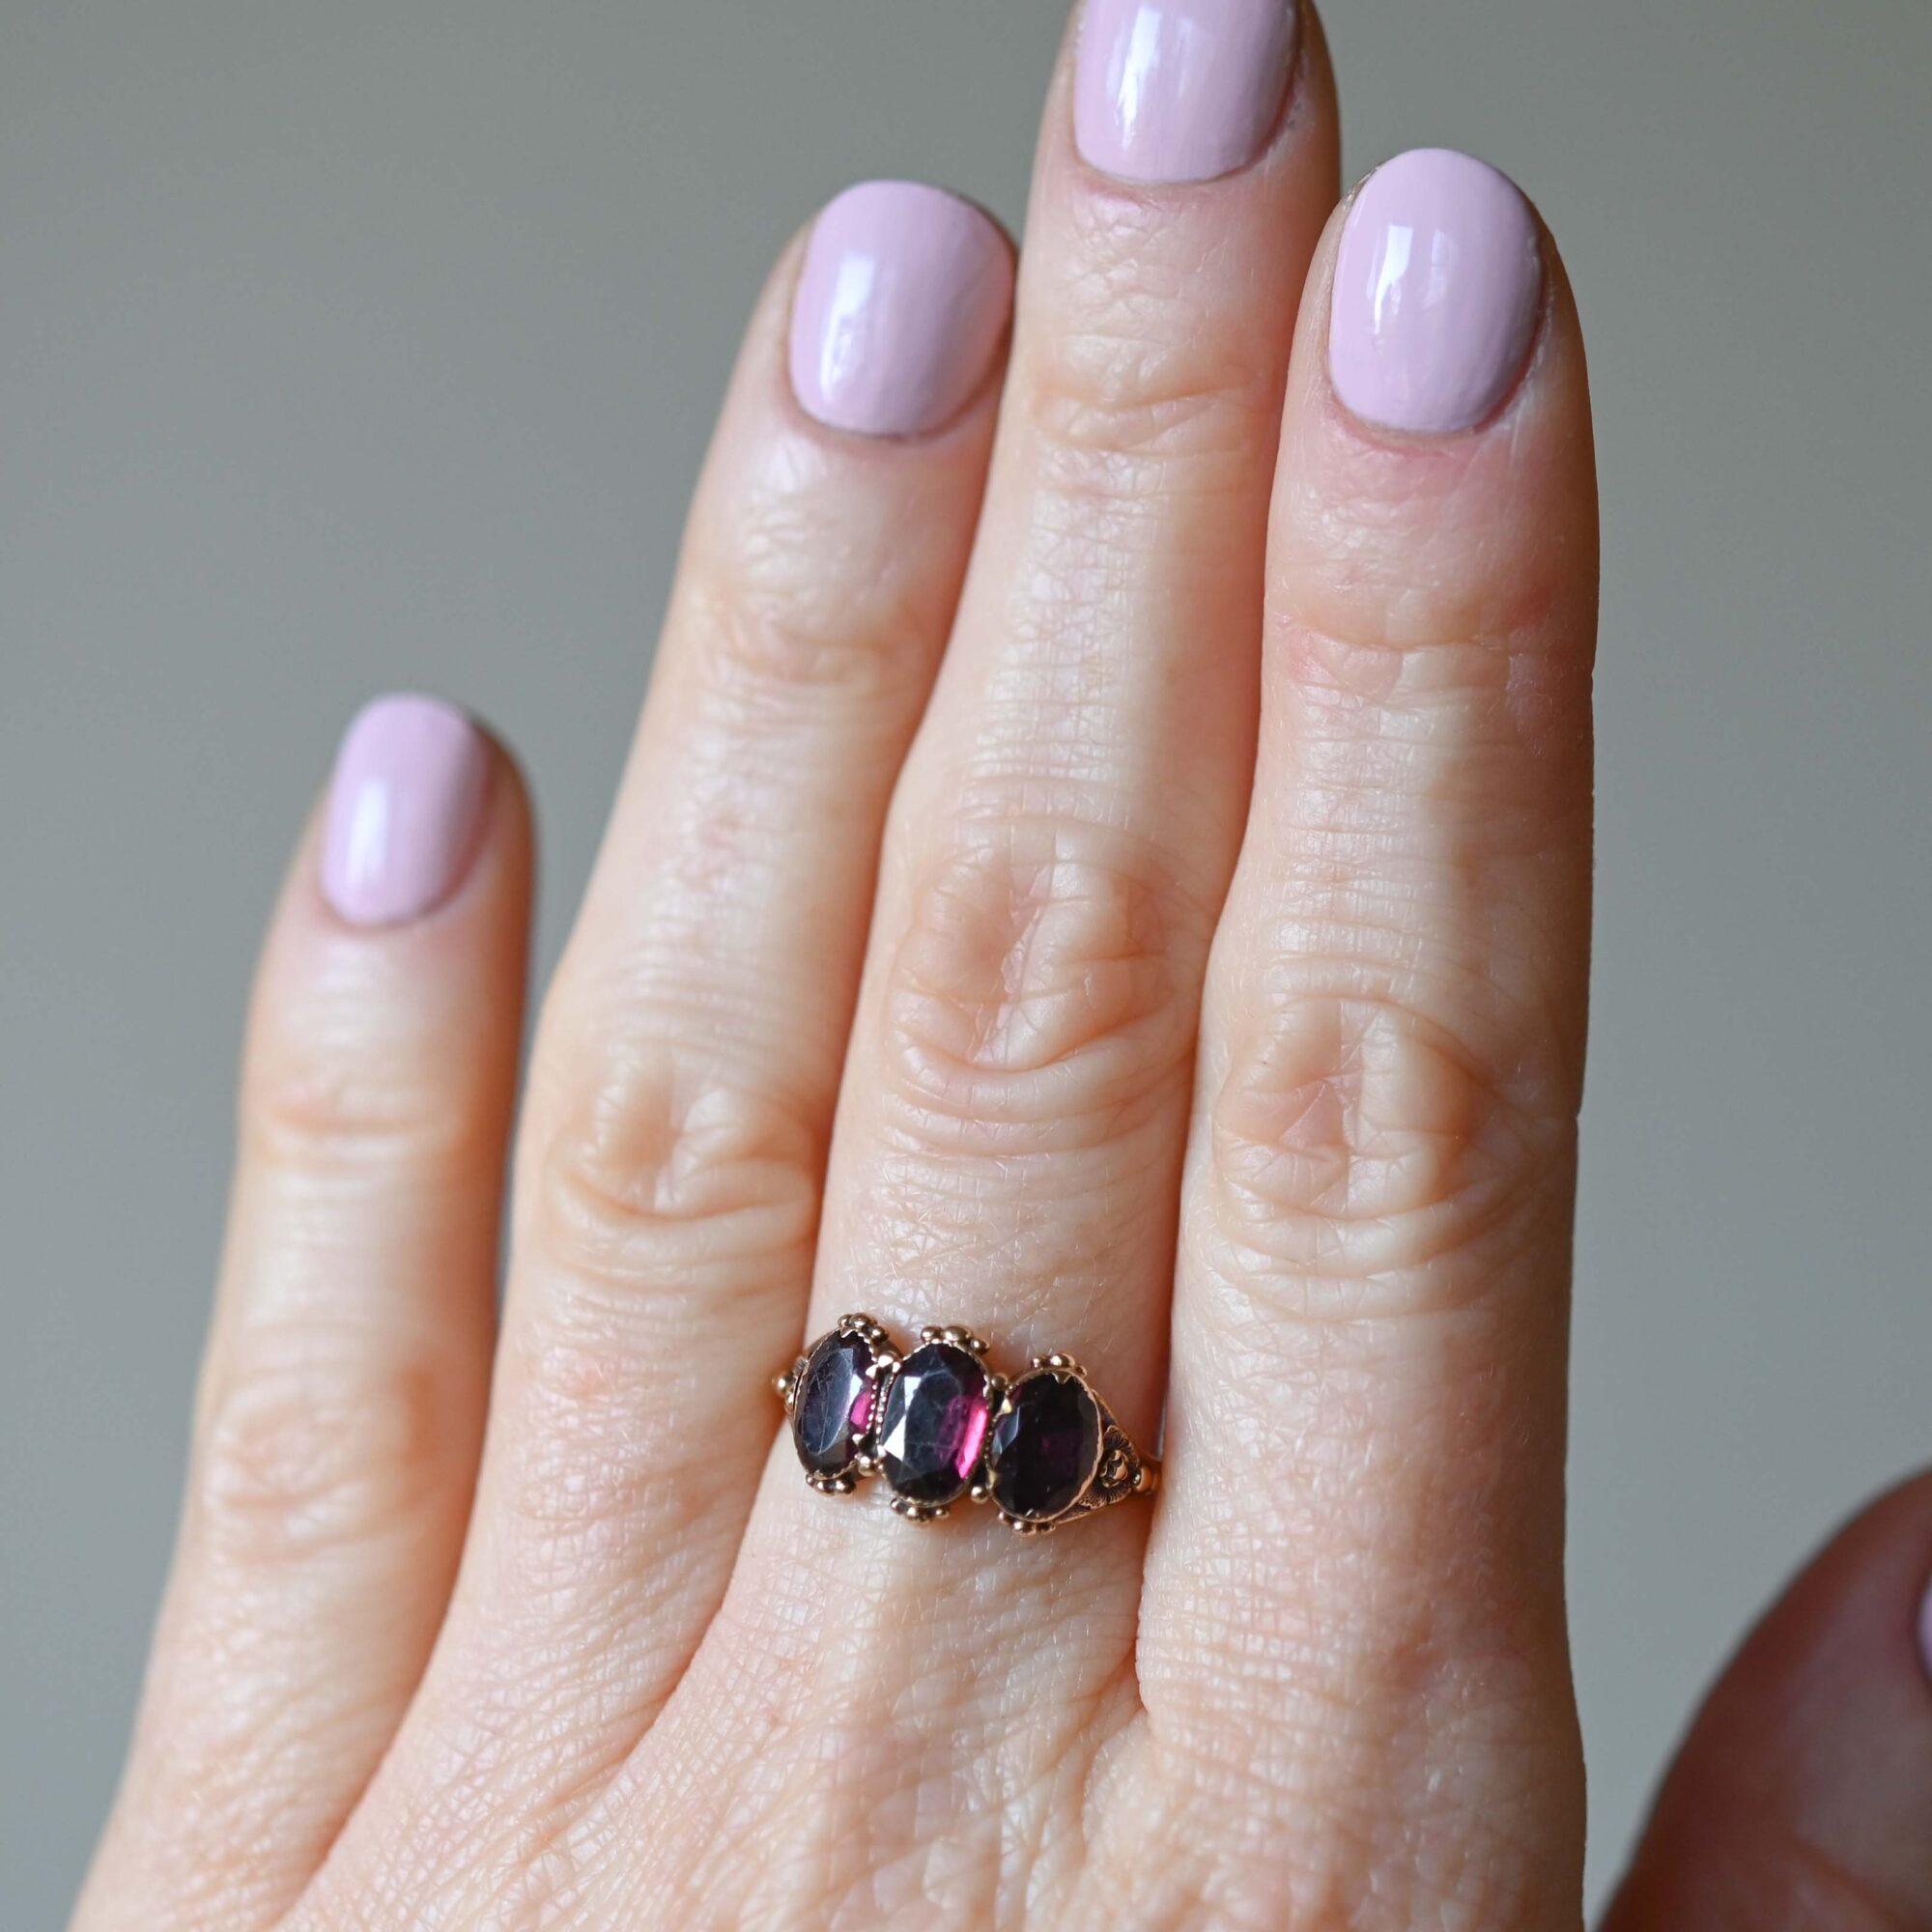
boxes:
[1918,1547,1932,1689]
[786,179,1015,440]
[1698,1469,1932,1729]
[241,695,533,1182]
[1272,153,1596,663]
[316,694,481,927]
[1294,143,1589,452]
[308,692,529,935]
[1071,0,1302,187]
[1326,148,1542,437]
[1607,1469,1932,1928]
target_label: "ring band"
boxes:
[776,1316,1159,1533]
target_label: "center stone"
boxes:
[876,1341,991,1507]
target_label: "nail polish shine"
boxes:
[1074,0,1299,185]
[789,181,1012,437]
[1328,148,1543,435]
[321,694,490,926]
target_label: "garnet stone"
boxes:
[987,1370,1102,1522]
[791,1329,877,1478]
[877,1341,991,1507]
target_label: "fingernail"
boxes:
[1918,1571,1932,1689]
[1074,0,1298,185]
[789,180,1013,438]
[1328,147,1543,436]
[321,694,490,926]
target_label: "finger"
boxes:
[384,184,1013,1784]
[76,697,529,1932]
[660,0,1339,1839]
[1604,1472,1932,1930]
[1144,150,1598,1914]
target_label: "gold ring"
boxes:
[776,1315,1159,1533]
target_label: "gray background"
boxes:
[4,0,1928,1921]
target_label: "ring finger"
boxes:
[300,181,1018,1920]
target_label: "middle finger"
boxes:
[661,0,1339,1862]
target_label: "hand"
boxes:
[75,4,1932,1926]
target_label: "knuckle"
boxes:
[1275,421,1595,661]
[1024,208,1265,473]
[879,812,1193,1158]
[1208,990,1573,1298]
[527,1048,822,1298]
[194,1343,452,1562]
[240,1043,492,1181]
[1027,326,1258,479]
[1278,614,1594,837]
[498,1054,825,1573]
[680,538,936,707]
[1028,328,1256,475]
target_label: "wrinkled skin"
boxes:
[75,8,1932,1930]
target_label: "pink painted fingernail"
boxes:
[789,180,1013,438]
[1075,0,1298,185]
[321,694,490,926]
[1328,148,1543,435]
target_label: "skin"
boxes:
[74,9,1932,1930]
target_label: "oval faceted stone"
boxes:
[792,1330,877,1477]
[987,1371,1102,1521]
[877,1342,991,1506]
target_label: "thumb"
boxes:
[1604,1470,1932,1928]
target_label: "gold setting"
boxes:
[779,1315,1158,1535]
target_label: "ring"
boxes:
[775,1315,1159,1533]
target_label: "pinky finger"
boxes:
[76,695,530,1932]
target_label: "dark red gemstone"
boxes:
[877,1342,991,1507]
[987,1371,1101,1521]
[792,1330,876,1477]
